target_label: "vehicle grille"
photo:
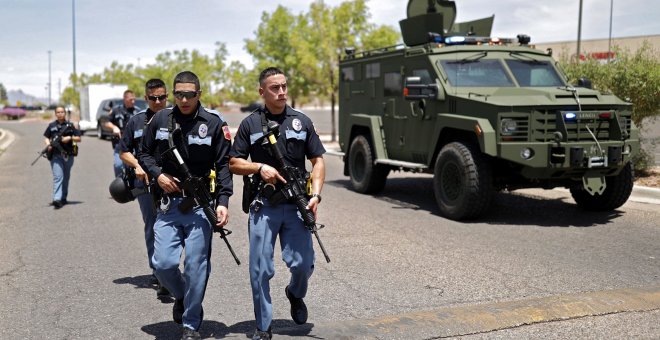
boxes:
[530,110,631,142]
[499,110,632,143]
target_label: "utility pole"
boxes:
[48,50,52,106]
[608,0,614,63]
[576,0,583,63]
[72,0,77,89]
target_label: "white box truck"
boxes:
[78,84,128,133]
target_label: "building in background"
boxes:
[533,35,659,63]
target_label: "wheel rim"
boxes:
[352,149,366,181]
[440,162,462,201]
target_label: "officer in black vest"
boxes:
[105,89,138,177]
[139,71,233,340]
[118,79,169,295]
[43,106,82,209]
[229,67,326,340]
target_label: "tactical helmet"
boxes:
[109,176,135,203]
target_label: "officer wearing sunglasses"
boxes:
[139,71,233,340]
[118,78,169,296]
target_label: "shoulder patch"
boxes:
[205,107,226,122]
[289,106,305,115]
[222,125,232,140]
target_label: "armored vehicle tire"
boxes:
[348,135,389,194]
[570,162,634,211]
[433,142,493,220]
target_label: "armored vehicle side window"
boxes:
[439,59,514,87]
[412,69,432,83]
[341,67,355,82]
[366,62,380,79]
[505,60,564,87]
[384,72,402,96]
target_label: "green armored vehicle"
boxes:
[338,0,640,220]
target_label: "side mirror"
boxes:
[404,76,439,100]
[577,77,592,89]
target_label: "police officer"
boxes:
[43,106,82,209]
[105,89,138,177]
[118,79,169,295]
[138,71,233,340]
[229,67,326,340]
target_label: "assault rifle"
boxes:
[31,123,73,166]
[163,124,241,265]
[258,121,331,263]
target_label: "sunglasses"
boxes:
[173,91,199,100]
[147,94,167,102]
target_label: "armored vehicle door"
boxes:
[401,58,441,164]
[379,62,409,160]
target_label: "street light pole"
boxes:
[72,0,77,88]
[576,0,583,63]
[48,50,52,106]
[608,0,614,63]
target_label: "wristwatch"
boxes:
[311,193,322,203]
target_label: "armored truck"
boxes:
[338,0,640,220]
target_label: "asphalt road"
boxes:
[0,120,658,339]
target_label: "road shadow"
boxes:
[327,177,625,227]
[46,200,83,207]
[141,319,313,339]
[113,274,157,290]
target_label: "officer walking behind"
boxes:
[43,106,82,209]
[138,71,233,340]
[229,67,326,340]
[118,79,169,295]
[105,89,138,177]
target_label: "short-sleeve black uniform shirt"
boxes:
[229,105,325,171]
[138,104,233,207]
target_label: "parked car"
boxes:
[96,98,148,139]
[240,102,261,112]
[0,106,27,120]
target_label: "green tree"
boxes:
[0,83,8,105]
[60,43,230,110]
[245,6,311,108]
[303,0,399,140]
[221,61,261,105]
[560,41,660,171]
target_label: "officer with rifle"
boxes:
[117,78,169,296]
[105,89,138,177]
[138,71,233,340]
[40,106,81,209]
[229,67,326,340]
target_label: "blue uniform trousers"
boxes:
[134,179,157,271]
[248,200,315,331]
[152,198,213,331]
[50,153,74,201]
[113,144,123,177]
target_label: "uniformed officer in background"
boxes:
[138,71,233,340]
[43,106,82,209]
[229,67,326,340]
[118,78,169,296]
[105,89,138,177]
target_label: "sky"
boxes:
[1,0,658,101]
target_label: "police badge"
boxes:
[198,124,208,138]
[292,118,302,132]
